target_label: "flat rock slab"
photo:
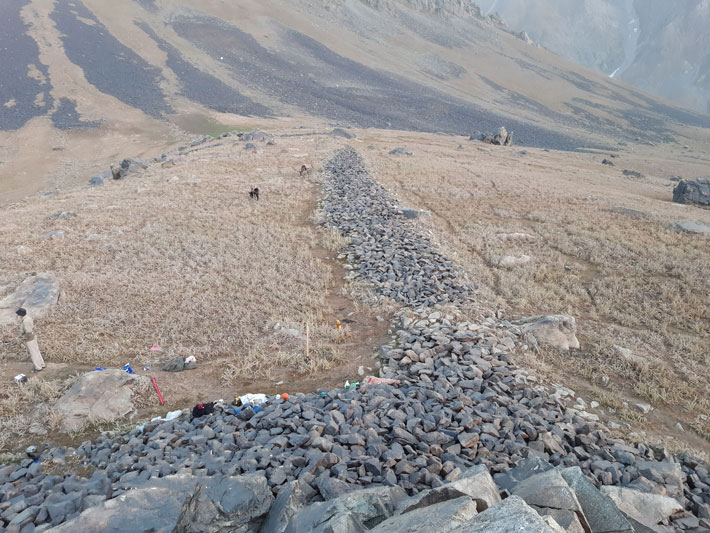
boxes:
[672,221,710,234]
[498,254,531,267]
[399,465,500,514]
[57,369,148,432]
[371,496,478,532]
[0,273,61,326]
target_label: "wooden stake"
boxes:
[306,322,310,361]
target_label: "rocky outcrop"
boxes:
[0,273,61,326]
[470,127,514,146]
[673,178,710,207]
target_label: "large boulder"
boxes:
[511,469,589,533]
[600,487,683,530]
[401,207,431,220]
[174,474,273,533]
[673,178,710,206]
[492,127,513,146]
[48,474,259,533]
[449,496,564,532]
[514,315,580,351]
[56,370,149,432]
[261,480,316,533]
[284,485,406,532]
[0,273,61,326]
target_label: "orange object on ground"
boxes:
[336,320,341,331]
[280,393,289,401]
[151,377,165,406]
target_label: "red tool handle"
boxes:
[151,377,165,406]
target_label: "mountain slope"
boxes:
[476,0,710,115]
[2,0,710,201]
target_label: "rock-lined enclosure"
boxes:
[0,147,708,532]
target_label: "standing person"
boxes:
[16,308,45,373]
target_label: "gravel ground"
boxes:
[50,0,171,119]
[136,22,270,118]
[50,98,101,130]
[0,147,706,531]
[0,0,53,131]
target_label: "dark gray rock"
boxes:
[560,467,634,533]
[174,474,273,533]
[389,147,413,155]
[285,485,406,532]
[50,474,229,532]
[493,457,554,493]
[673,178,710,206]
[261,480,316,533]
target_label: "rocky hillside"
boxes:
[476,0,710,115]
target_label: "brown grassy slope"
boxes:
[357,130,710,449]
[0,134,343,370]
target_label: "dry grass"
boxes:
[320,226,351,252]
[0,136,344,371]
[0,376,75,450]
[361,132,710,448]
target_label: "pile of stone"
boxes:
[42,459,690,532]
[321,147,473,307]
[1,147,707,532]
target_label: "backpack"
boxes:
[191,402,215,418]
